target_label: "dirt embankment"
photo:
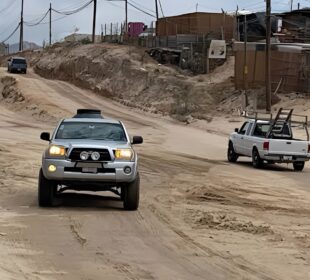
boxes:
[29,43,234,122]
[2,43,310,123]
[0,76,58,122]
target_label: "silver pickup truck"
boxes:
[228,109,310,171]
[39,109,143,210]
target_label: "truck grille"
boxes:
[69,148,111,161]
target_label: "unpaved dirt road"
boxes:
[0,68,309,280]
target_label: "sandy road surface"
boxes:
[0,68,310,280]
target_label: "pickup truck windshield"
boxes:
[55,122,127,141]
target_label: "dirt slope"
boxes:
[29,43,234,121]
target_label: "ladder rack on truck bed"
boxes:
[243,108,309,141]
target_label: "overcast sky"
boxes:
[0,0,309,45]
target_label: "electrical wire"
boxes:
[127,1,156,18]
[56,0,91,12]
[0,0,17,15]
[1,23,20,43]
[0,17,20,36]
[39,15,68,25]
[129,0,155,14]
[24,9,49,26]
[158,0,165,17]
[52,0,93,16]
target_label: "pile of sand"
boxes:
[31,43,235,122]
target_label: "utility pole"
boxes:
[266,0,271,113]
[92,0,97,43]
[155,0,159,39]
[125,0,128,33]
[196,3,198,12]
[155,0,159,20]
[290,0,293,11]
[243,15,248,108]
[298,3,300,10]
[49,3,52,45]
[19,0,24,51]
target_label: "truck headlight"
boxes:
[49,145,66,156]
[114,149,133,160]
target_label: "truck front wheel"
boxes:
[123,173,140,211]
[293,162,305,172]
[252,148,263,169]
[38,169,58,207]
[227,142,238,163]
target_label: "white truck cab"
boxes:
[228,109,310,171]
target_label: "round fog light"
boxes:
[80,151,89,161]
[48,165,57,172]
[91,151,100,161]
[124,166,132,174]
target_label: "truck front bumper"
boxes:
[42,159,137,183]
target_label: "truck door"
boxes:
[241,123,254,156]
[234,122,250,154]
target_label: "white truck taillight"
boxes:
[263,141,269,151]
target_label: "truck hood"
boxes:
[51,139,131,149]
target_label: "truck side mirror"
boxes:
[131,136,143,145]
[235,128,239,133]
[40,132,50,141]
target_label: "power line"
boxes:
[130,0,155,14]
[56,0,91,12]
[158,0,165,17]
[0,17,20,36]
[1,23,20,43]
[127,1,156,18]
[0,0,18,15]
[24,9,49,26]
[52,0,93,16]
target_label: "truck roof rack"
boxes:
[243,109,308,126]
[73,109,103,119]
[243,108,309,140]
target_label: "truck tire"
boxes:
[123,173,140,211]
[252,148,263,169]
[293,162,305,172]
[227,142,238,163]
[38,169,58,207]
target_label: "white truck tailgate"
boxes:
[269,140,308,155]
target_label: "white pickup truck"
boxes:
[228,109,310,171]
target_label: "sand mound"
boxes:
[0,76,56,122]
[33,43,235,122]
